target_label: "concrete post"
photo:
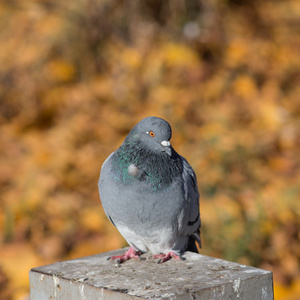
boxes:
[29,248,274,299]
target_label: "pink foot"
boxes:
[108,247,142,263]
[153,252,185,263]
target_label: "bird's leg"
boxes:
[108,247,142,263]
[153,252,185,263]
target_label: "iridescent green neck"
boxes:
[111,137,182,190]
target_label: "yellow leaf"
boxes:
[122,48,142,69]
[233,75,257,100]
[46,59,76,82]
[162,43,198,68]
[226,39,249,67]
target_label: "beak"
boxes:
[161,140,172,156]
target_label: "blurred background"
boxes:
[0,0,300,299]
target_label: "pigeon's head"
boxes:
[130,116,173,156]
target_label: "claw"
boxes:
[108,247,142,263]
[153,252,185,263]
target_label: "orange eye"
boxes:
[149,131,155,137]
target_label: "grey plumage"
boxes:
[98,116,201,260]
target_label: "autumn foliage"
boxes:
[0,0,300,299]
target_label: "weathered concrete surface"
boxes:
[29,248,274,299]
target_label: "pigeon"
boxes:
[98,116,201,263]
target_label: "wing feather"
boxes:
[179,156,201,247]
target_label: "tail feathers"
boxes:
[187,230,202,253]
[192,230,202,248]
[187,236,198,253]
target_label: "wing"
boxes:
[98,152,117,227]
[179,156,201,248]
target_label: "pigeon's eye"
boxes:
[149,131,155,137]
